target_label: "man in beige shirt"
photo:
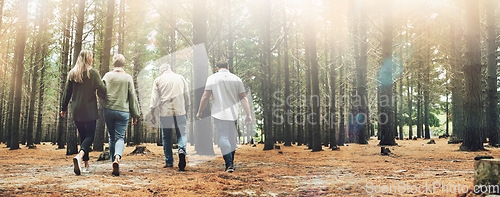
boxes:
[150,63,189,171]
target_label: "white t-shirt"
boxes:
[205,69,245,121]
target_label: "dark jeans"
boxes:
[75,120,96,161]
[160,115,187,165]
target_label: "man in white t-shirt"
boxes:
[196,61,252,173]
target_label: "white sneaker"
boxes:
[82,167,90,173]
[73,156,82,175]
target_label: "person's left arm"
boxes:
[128,76,140,125]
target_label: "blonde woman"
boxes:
[102,54,140,176]
[60,50,106,175]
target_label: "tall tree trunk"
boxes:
[261,0,274,151]
[35,49,46,144]
[416,73,422,138]
[95,0,115,152]
[57,0,72,149]
[66,0,86,154]
[283,6,291,147]
[424,30,431,139]
[406,31,413,139]
[338,56,345,146]
[378,0,395,146]
[328,5,337,148]
[485,0,498,146]
[450,14,465,140]
[460,0,484,151]
[304,2,321,151]
[305,43,312,149]
[132,50,143,145]
[407,77,412,138]
[193,0,215,154]
[0,44,8,143]
[10,0,29,150]
[445,71,449,136]
[354,1,368,144]
[117,0,125,54]
[6,38,14,147]
[28,1,47,146]
[296,39,303,146]
[0,0,4,144]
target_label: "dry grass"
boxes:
[0,138,497,196]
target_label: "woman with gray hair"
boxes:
[61,50,106,175]
[102,54,140,176]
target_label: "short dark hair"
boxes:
[216,61,228,69]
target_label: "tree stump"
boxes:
[130,146,150,155]
[97,147,110,161]
[97,151,110,161]
[474,159,500,194]
[448,136,463,144]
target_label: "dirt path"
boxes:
[0,138,498,196]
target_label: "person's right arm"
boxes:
[95,70,107,100]
[60,79,73,117]
[150,78,159,125]
[196,90,212,119]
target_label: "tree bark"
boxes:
[378,0,395,146]
[283,6,292,147]
[424,26,431,139]
[35,49,46,144]
[95,0,115,152]
[485,0,498,146]
[260,0,274,151]
[450,13,465,140]
[193,0,215,154]
[338,55,345,146]
[28,1,47,146]
[117,0,125,54]
[460,0,484,151]
[66,0,86,154]
[416,73,422,138]
[328,5,337,148]
[304,2,321,151]
[407,76,412,138]
[10,0,30,150]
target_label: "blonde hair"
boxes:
[113,54,125,67]
[68,50,93,83]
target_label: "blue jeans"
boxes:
[214,118,237,168]
[104,108,129,162]
[160,115,187,165]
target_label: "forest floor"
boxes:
[0,137,498,196]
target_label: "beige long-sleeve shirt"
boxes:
[150,71,190,116]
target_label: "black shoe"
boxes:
[178,150,186,171]
[112,161,119,176]
[225,166,234,173]
[163,164,173,168]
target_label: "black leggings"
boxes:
[74,120,96,161]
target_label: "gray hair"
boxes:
[113,54,126,67]
[160,63,171,73]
